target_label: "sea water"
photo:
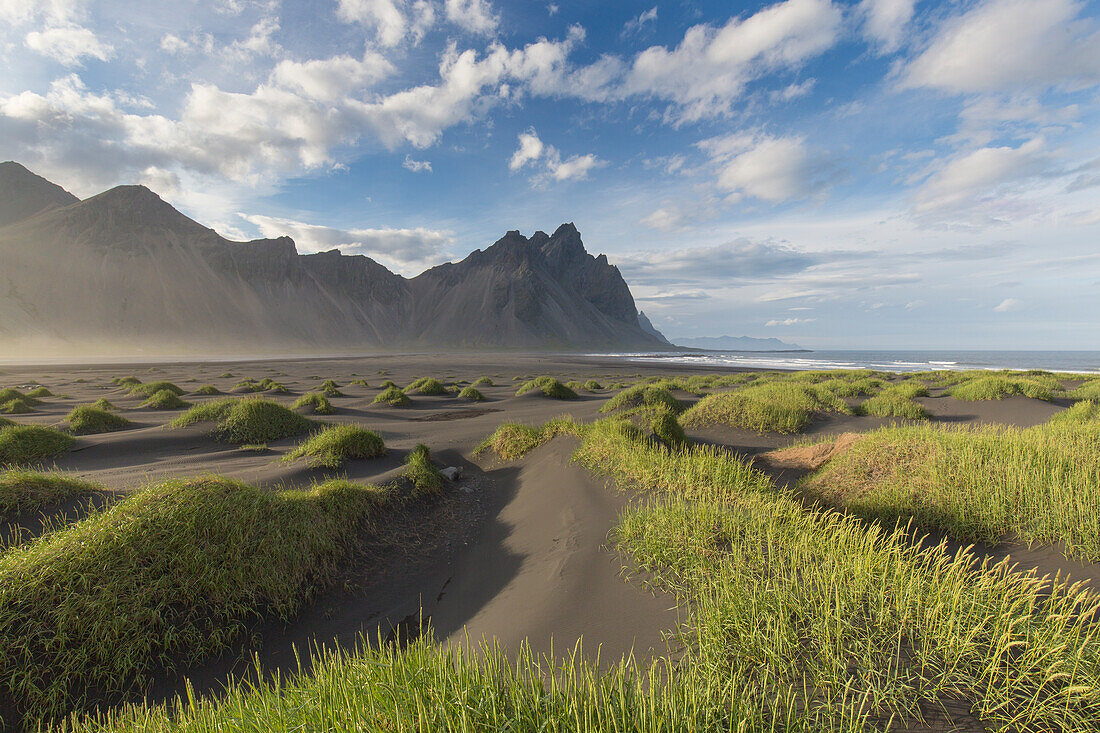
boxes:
[597,350,1100,375]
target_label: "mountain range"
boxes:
[0,162,670,357]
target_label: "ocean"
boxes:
[599,350,1100,375]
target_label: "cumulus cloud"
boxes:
[402,154,432,172]
[25,24,113,66]
[902,0,1100,94]
[240,213,453,273]
[624,0,843,121]
[699,132,830,203]
[858,0,916,52]
[271,52,393,101]
[444,0,499,35]
[507,128,602,183]
[994,297,1022,312]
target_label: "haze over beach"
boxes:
[2,1,1100,732]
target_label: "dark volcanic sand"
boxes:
[0,352,1092,711]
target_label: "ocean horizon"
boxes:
[600,349,1100,375]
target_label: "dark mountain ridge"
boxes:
[0,163,668,355]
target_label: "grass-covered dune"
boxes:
[681,382,850,433]
[801,408,1100,560]
[600,385,685,415]
[292,391,335,415]
[0,475,392,727]
[858,381,930,419]
[406,377,447,395]
[372,386,411,406]
[515,376,578,400]
[0,424,74,465]
[171,399,314,443]
[947,374,1063,402]
[65,405,132,435]
[284,425,386,469]
[66,416,1100,732]
[0,470,103,515]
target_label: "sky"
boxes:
[2,0,1099,349]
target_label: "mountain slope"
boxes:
[0,165,667,355]
[0,161,79,227]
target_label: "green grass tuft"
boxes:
[373,387,411,407]
[140,390,191,410]
[172,399,313,444]
[317,379,344,397]
[128,381,184,399]
[0,470,103,515]
[404,444,442,495]
[284,425,386,469]
[0,475,389,725]
[292,392,335,415]
[406,377,447,395]
[515,376,578,400]
[471,377,494,387]
[457,386,485,401]
[583,380,603,391]
[111,376,142,388]
[0,425,75,465]
[90,398,117,411]
[65,405,132,435]
[26,387,53,398]
[1,397,36,414]
[193,384,222,395]
[859,383,930,420]
[600,385,685,415]
[947,375,1062,402]
[650,406,687,446]
[680,382,851,434]
[475,416,581,460]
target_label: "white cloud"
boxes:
[547,3,559,16]
[902,0,1100,94]
[227,16,281,60]
[641,207,688,232]
[240,213,452,274]
[25,24,113,66]
[336,0,410,46]
[507,128,602,183]
[994,297,1022,312]
[271,52,393,101]
[624,0,843,121]
[619,239,820,284]
[402,154,432,172]
[858,0,915,52]
[700,132,825,203]
[159,33,190,54]
[766,317,816,326]
[768,78,815,102]
[912,137,1050,215]
[444,0,499,35]
[509,129,544,170]
[623,6,657,37]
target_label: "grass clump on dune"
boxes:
[292,392,335,415]
[233,378,288,394]
[284,425,385,469]
[317,379,344,397]
[406,377,446,396]
[65,405,132,435]
[600,385,685,415]
[650,406,687,446]
[515,376,578,400]
[1051,400,1100,424]
[26,386,53,398]
[172,399,313,444]
[379,379,398,389]
[128,381,184,399]
[0,388,29,404]
[681,382,851,434]
[111,376,142,388]
[373,386,411,407]
[1073,379,1100,401]
[802,418,1100,560]
[457,386,485,401]
[471,376,494,387]
[193,384,222,395]
[816,376,885,397]
[0,475,388,726]
[0,425,75,466]
[349,379,370,388]
[947,374,1062,402]
[91,398,117,411]
[140,390,191,410]
[0,470,103,515]
[1,397,36,414]
[475,416,580,460]
[583,380,603,391]
[404,444,442,495]
[859,383,930,420]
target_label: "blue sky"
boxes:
[2,0,1100,348]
